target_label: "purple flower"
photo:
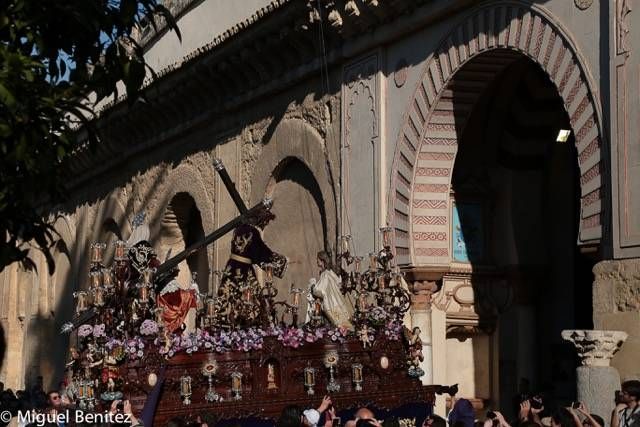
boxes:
[78,324,93,337]
[93,324,106,337]
[140,320,159,336]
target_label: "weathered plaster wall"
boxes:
[142,0,273,74]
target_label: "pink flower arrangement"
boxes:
[277,327,305,348]
[78,324,93,338]
[93,324,106,338]
[139,319,159,336]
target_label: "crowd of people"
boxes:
[1,379,638,427]
[269,380,640,427]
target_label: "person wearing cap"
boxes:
[304,395,333,427]
[276,396,332,427]
[304,408,322,427]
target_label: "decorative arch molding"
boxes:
[250,118,338,246]
[388,1,605,266]
[49,215,77,301]
[154,164,216,237]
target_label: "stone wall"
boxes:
[593,259,640,380]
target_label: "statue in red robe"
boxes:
[157,278,200,334]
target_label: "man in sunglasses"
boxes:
[47,391,63,409]
[612,381,640,427]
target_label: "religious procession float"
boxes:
[60,160,444,426]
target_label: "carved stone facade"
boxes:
[342,52,381,255]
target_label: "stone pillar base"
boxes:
[576,366,620,427]
[562,330,628,427]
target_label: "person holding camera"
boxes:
[567,402,604,427]
[518,396,544,426]
[611,381,640,427]
[109,399,144,427]
[485,411,512,427]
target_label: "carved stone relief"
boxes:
[344,54,379,146]
[593,259,640,313]
[617,0,633,55]
[342,53,380,254]
[241,123,269,201]
[283,95,337,139]
[561,330,628,366]
[574,0,593,10]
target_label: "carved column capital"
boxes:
[408,280,440,310]
[561,330,628,367]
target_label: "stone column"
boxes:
[562,330,628,427]
[409,281,439,385]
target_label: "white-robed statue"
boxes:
[305,251,354,330]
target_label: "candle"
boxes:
[180,376,191,395]
[358,293,367,311]
[352,364,363,382]
[102,268,113,289]
[75,291,88,313]
[314,301,322,316]
[78,383,85,399]
[232,373,242,391]
[90,271,102,289]
[139,284,149,301]
[380,226,393,247]
[290,286,301,308]
[206,298,216,317]
[354,256,362,273]
[304,368,315,386]
[90,243,106,264]
[378,274,386,290]
[264,264,273,283]
[243,287,252,303]
[93,287,105,307]
[369,253,377,270]
[114,240,127,260]
[341,235,351,253]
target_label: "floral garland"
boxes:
[75,319,405,363]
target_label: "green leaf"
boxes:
[0,82,16,107]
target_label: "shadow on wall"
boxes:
[264,157,328,322]
[448,53,584,413]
